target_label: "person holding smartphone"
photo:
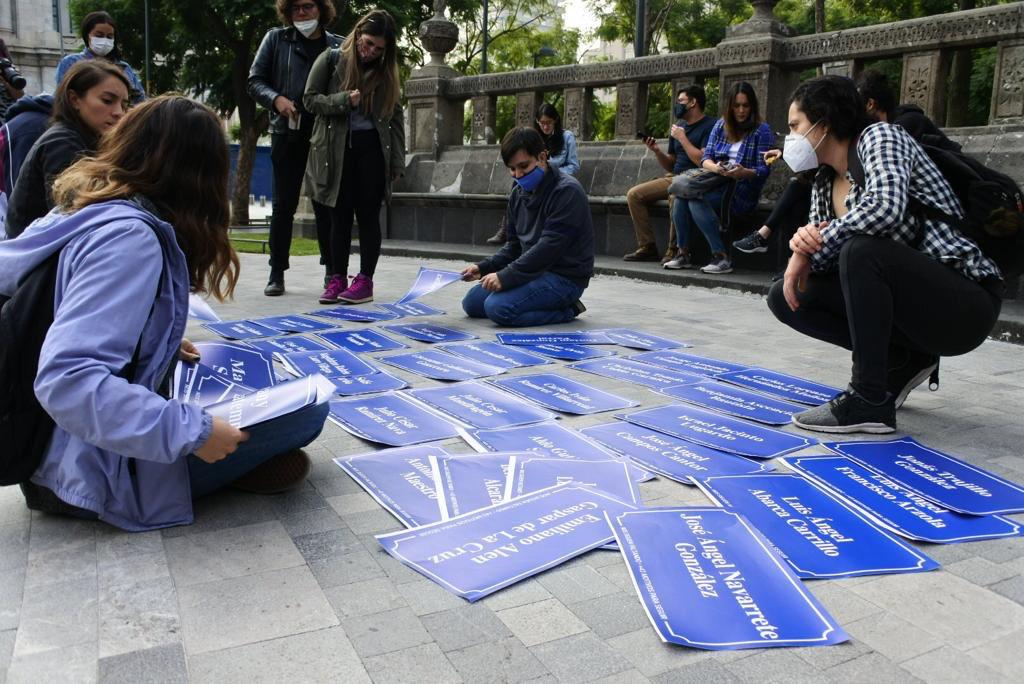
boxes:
[623,85,713,263]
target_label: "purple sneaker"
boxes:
[338,273,374,304]
[319,274,346,304]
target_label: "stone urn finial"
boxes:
[420,1,459,67]
[727,0,795,38]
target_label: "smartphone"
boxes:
[720,161,738,171]
[636,131,652,141]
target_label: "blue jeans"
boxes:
[462,271,585,327]
[187,401,329,499]
[676,186,727,254]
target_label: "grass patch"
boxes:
[229,231,322,256]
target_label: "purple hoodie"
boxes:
[0,200,213,530]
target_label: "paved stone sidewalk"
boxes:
[2,251,1023,683]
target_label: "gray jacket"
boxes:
[247,26,342,135]
[302,49,405,207]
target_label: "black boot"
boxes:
[486,226,507,245]
[264,270,285,296]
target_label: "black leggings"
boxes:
[764,177,812,245]
[329,129,385,279]
[269,133,331,273]
[767,236,1001,402]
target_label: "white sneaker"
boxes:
[663,253,693,270]
[700,257,733,274]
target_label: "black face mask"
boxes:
[673,103,687,119]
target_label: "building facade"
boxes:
[0,0,76,95]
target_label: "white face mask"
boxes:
[783,121,825,173]
[90,37,115,56]
[294,19,319,38]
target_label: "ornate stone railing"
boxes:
[406,0,1024,153]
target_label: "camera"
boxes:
[0,59,26,90]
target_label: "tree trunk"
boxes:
[946,0,976,127]
[814,0,825,33]
[230,50,260,226]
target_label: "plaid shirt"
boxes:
[701,119,775,215]
[809,122,1001,282]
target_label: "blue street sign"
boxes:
[698,474,938,578]
[334,444,451,527]
[383,323,477,343]
[309,306,399,322]
[380,350,505,381]
[782,455,1023,544]
[619,404,816,459]
[580,422,774,484]
[440,341,553,370]
[716,368,842,407]
[630,351,750,377]
[659,380,804,426]
[825,437,1024,516]
[409,381,556,429]
[317,329,408,353]
[496,331,615,345]
[432,453,515,518]
[378,301,447,317]
[508,456,641,506]
[202,319,280,340]
[569,357,703,390]
[377,484,638,601]
[517,343,616,361]
[328,393,460,446]
[490,373,638,415]
[193,341,277,389]
[250,314,335,333]
[608,507,848,650]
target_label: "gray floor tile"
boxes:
[529,632,633,682]
[188,627,369,683]
[0,524,29,573]
[308,546,385,589]
[723,648,819,682]
[98,577,180,659]
[606,629,710,677]
[0,570,23,632]
[534,563,622,605]
[363,642,460,684]
[323,577,410,619]
[395,575,467,616]
[12,575,97,658]
[650,660,744,684]
[341,606,433,658]
[421,604,514,652]
[447,636,550,683]
[6,642,97,684]
[824,652,923,684]
[497,598,589,647]
[177,565,337,655]
[0,630,14,671]
[291,526,362,563]
[164,520,304,587]
[567,592,651,640]
[98,642,187,684]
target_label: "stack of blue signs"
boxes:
[376,484,638,601]
[696,474,938,578]
[782,455,1022,543]
[607,507,848,649]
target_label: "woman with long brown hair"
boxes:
[304,8,405,305]
[0,95,328,530]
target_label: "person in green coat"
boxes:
[303,8,405,305]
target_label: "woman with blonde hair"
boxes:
[0,96,328,530]
[304,8,405,305]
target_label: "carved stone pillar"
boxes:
[715,1,796,138]
[615,82,648,140]
[405,5,463,155]
[471,95,497,144]
[515,91,541,130]
[990,41,1024,123]
[563,87,592,141]
[900,50,951,125]
[822,60,859,79]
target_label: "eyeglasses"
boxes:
[291,2,318,15]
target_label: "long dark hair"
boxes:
[338,9,400,116]
[52,60,131,144]
[723,81,761,143]
[80,11,123,63]
[53,96,239,300]
[533,102,565,157]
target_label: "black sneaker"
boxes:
[792,389,896,434]
[888,351,939,410]
[264,271,285,296]
[733,231,769,254]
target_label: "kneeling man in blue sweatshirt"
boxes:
[462,127,594,327]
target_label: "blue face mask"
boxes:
[514,165,545,192]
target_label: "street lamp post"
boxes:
[635,0,646,58]
[482,0,488,75]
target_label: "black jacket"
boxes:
[5,122,91,238]
[1,94,53,194]
[247,26,341,136]
[478,166,595,290]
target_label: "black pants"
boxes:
[767,236,1001,401]
[329,129,385,279]
[269,133,332,273]
[764,177,812,247]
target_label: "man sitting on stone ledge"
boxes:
[461,127,593,327]
[623,85,714,263]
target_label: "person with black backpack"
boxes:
[0,96,329,530]
[766,76,1005,435]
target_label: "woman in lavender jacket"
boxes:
[0,96,328,531]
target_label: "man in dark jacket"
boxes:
[461,127,594,327]
[247,0,341,296]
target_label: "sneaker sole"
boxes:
[733,245,768,254]
[662,262,692,270]
[791,416,896,434]
[318,297,339,304]
[700,267,733,274]
[338,296,373,304]
[893,362,938,410]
